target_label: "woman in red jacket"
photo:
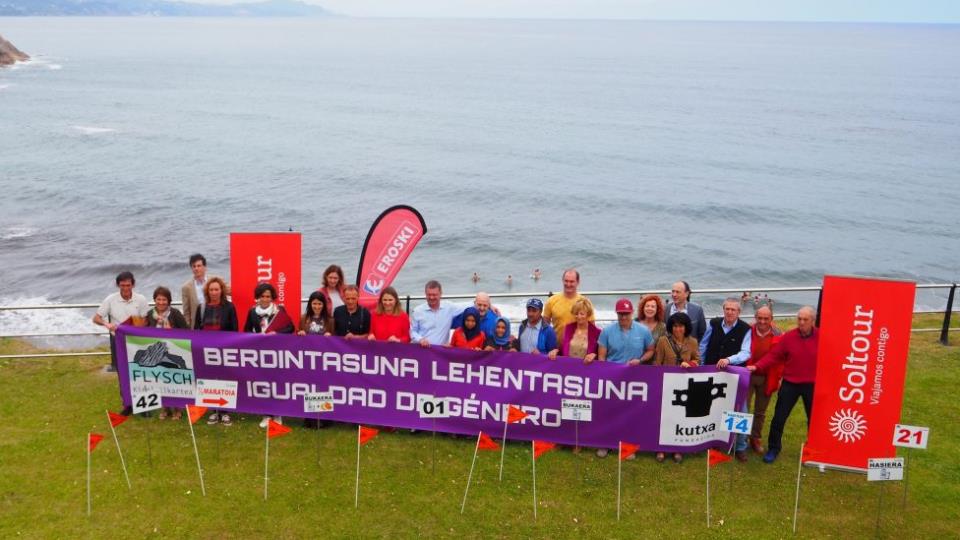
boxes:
[450,306,485,350]
[368,287,410,343]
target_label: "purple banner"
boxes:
[117,325,749,451]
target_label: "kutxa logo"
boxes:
[362,222,418,295]
[671,377,727,418]
[133,341,189,370]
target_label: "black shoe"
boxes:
[120,406,133,416]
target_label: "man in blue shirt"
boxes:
[410,280,460,347]
[517,298,558,355]
[598,298,655,365]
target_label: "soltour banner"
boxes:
[229,232,302,330]
[116,325,749,451]
[355,206,427,308]
[805,275,915,471]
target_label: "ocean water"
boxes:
[1,18,958,339]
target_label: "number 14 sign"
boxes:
[893,424,929,449]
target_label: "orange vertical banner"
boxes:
[805,275,915,472]
[230,232,302,330]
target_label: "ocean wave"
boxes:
[0,295,107,350]
[0,84,9,90]
[0,226,38,240]
[72,125,119,135]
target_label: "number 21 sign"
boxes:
[893,424,929,449]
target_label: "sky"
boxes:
[237,0,960,23]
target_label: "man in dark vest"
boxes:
[699,297,752,461]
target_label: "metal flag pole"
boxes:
[706,447,711,528]
[531,441,537,520]
[498,409,509,482]
[902,450,910,510]
[186,406,206,496]
[617,442,623,521]
[106,410,132,490]
[354,425,361,508]
[575,420,581,483]
[86,433,92,517]
[460,433,481,515]
[874,482,885,539]
[146,417,153,469]
[792,442,805,534]
[264,424,270,501]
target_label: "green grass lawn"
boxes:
[1,316,958,538]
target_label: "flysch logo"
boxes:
[659,372,738,446]
[829,408,868,443]
[125,336,196,399]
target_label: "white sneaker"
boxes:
[596,448,608,458]
[259,416,271,428]
[626,453,636,461]
[275,416,283,425]
[207,412,219,425]
[220,414,232,426]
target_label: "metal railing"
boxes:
[0,282,955,359]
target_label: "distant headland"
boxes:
[0,34,29,65]
[0,0,333,17]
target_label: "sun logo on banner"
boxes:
[828,408,867,443]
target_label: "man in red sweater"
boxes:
[748,306,818,464]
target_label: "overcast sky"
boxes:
[228,0,960,22]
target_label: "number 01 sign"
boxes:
[892,424,929,449]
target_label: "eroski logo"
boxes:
[362,221,418,295]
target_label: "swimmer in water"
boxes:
[531,268,542,281]
[471,272,480,283]
[505,275,513,286]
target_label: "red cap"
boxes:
[615,298,634,313]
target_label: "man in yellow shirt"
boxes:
[543,269,594,337]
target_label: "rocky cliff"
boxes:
[0,34,29,66]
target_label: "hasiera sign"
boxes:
[804,275,915,472]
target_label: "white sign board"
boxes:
[194,379,238,409]
[304,392,335,414]
[561,399,592,422]
[893,424,929,449]
[867,458,905,481]
[721,411,754,435]
[132,388,162,414]
[418,395,450,418]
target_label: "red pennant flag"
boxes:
[533,440,556,459]
[108,411,128,428]
[359,426,379,446]
[187,405,208,425]
[619,442,640,461]
[477,432,500,451]
[267,419,292,439]
[708,449,732,467]
[801,445,823,463]
[88,433,105,452]
[506,405,529,424]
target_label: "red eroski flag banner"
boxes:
[805,275,915,471]
[355,206,427,309]
[230,232,302,331]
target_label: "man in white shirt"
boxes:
[93,271,149,414]
[410,280,460,346]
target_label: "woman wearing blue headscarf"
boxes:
[449,306,486,350]
[484,316,520,351]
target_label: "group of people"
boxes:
[95,260,819,465]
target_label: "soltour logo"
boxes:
[828,408,868,443]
